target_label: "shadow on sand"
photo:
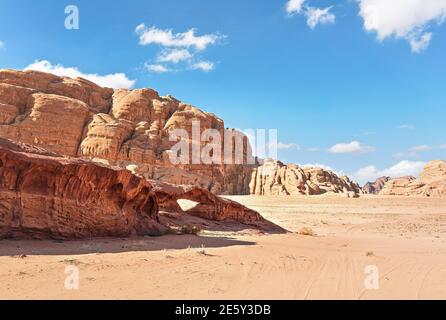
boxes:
[0,234,256,257]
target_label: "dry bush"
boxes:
[299,227,315,236]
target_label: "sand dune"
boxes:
[1,195,446,300]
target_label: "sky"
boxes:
[0,0,445,184]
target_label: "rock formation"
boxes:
[380,160,446,197]
[0,138,162,239]
[363,176,390,194]
[152,182,283,231]
[249,159,362,197]
[0,70,254,195]
[0,138,277,239]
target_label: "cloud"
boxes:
[305,6,336,29]
[24,60,135,89]
[286,0,306,15]
[190,61,215,72]
[399,124,415,130]
[277,142,301,150]
[410,144,446,153]
[354,160,426,183]
[136,24,223,73]
[394,144,446,157]
[328,141,376,154]
[286,1,336,29]
[410,145,434,152]
[0,41,4,49]
[135,24,224,51]
[157,49,193,64]
[307,147,320,152]
[358,0,446,52]
[144,63,171,74]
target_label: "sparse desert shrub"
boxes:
[180,224,202,235]
[299,227,315,236]
[196,244,207,255]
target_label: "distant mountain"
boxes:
[380,161,446,197]
[363,176,391,194]
[250,159,362,197]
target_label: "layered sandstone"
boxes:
[249,159,362,197]
[0,70,254,195]
[153,182,276,228]
[363,176,391,194]
[0,138,162,239]
[380,160,446,197]
[0,138,276,239]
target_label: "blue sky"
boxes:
[0,0,445,184]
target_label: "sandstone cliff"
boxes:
[363,176,391,194]
[0,70,254,195]
[380,160,446,197]
[0,138,162,239]
[249,159,362,197]
[0,138,278,239]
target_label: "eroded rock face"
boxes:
[0,138,162,239]
[152,181,284,232]
[0,70,254,195]
[250,159,362,196]
[0,139,275,239]
[380,160,446,197]
[363,177,391,194]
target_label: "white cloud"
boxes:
[0,41,4,49]
[394,144,446,158]
[286,0,306,15]
[410,144,446,153]
[136,24,222,73]
[144,63,171,74]
[286,1,336,29]
[190,61,214,72]
[306,6,336,29]
[157,49,193,64]
[24,60,135,89]
[354,160,426,183]
[408,32,432,53]
[358,0,446,52]
[410,145,434,152]
[277,142,301,150]
[328,141,376,154]
[399,124,415,130]
[136,24,224,51]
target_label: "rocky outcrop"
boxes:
[363,176,390,194]
[380,160,446,197]
[249,159,362,197]
[0,70,254,195]
[0,138,277,239]
[152,182,280,231]
[0,138,162,239]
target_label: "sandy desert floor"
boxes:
[1,195,446,300]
